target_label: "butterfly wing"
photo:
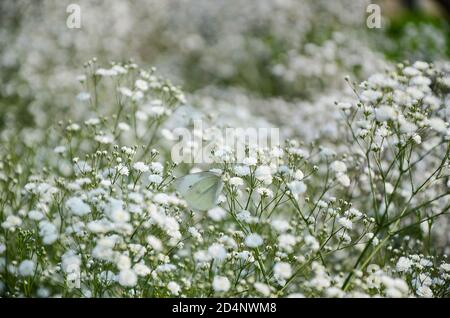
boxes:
[175,172,216,196]
[175,172,223,210]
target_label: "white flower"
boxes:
[149,106,166,117]
[234,165,250,176]
[194,250,211,263]
[440,263,450,272]
[399,118,417,134]
[337,102,353,109]
[416,286,433,298]
[256,187,273,198]
[287,293,305,298]
[411,76,431,87]
[396,257,413,272]
[346,208,362,219]
[1,215,22,231]
[133,263,151,276]
[135,79,149,91]
[304,235,320,251]
[271,219,290,233]
[188,227,203,242]
[146,235,163,251]
[254,282,271,296]
[150,162,164,174]
[255,165,272,184]
[65,197,91,216]
[273,262,292,280]
[288,147,309,157]
[74,161,92,174]
[330,161,347,173]
[116,164,130,176]
[237,210,256,224]
[118,269,138,287]
[28,210,44,221]
[112,65,127,74]
[375,105,396,122]
[361,89,382,103]
[207,207,227,221]
[336,174,350,187]
[212,276,230,292]
[293,170,304,180]
[133,162,149,173]
[19,260,35,277]
[420,259,432,267]
[148,174,163,184]
[153,193,170,205]
[407,86,424,100]
[67,123,80,131]
[116,255,131,270]
[208,243,227,261]
[338,217,353,230]
[229,177,244,187]
[385,183,394,195]
[270,147,284,158]
[87,219,111,233]
[54,146,66,154]
[119,87,133,97]
[37,288,51,298]
[39,221,58,245]
[167,281,181,295]
[112,208,130,225]
[326,287,345,298]
[413,61,429,70]
[61,252,81,274]
[85,118,100,126]
[403,66,421,77]
[245,233,263,248]
[94,134,114,144]
[118,122,130,131]
[427,117,447,134]
[287,180,307,196]
[157,264,177,273]
[369,74,398,88]
[96,68,117,77]
[278,234,297,252]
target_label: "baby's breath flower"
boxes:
[234,165,250,176]
[212,276,231,292]
[396,257,413,273]
[207,207,227,221]
[254,282,271,296]
[288,180,307,196]
[65,197,91,216]
[255,165,273,184]
[338,217,353,230]
[208,243,227,262]
[273,262,292,280]
[167,281,181,296]
[1,215,22,231]
[133,162,149,173]
[118,269,138,287]
[245,233,263,248]
[18,260,35,277]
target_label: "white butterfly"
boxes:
[175,171,223,211]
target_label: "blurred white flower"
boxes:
[212,276,230,292]
[245,233,263,248]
